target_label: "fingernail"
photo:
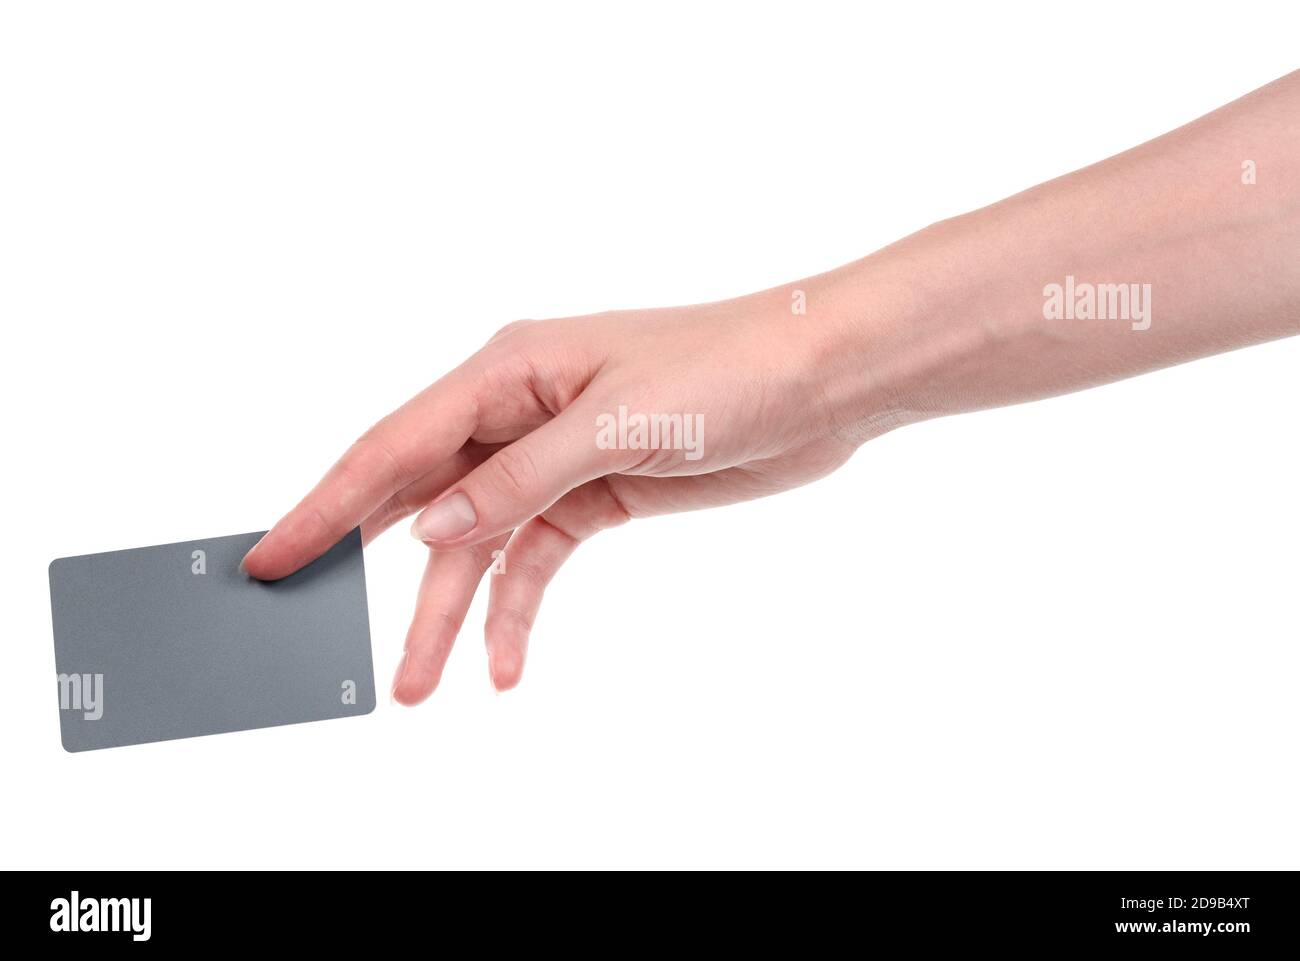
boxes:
[390,652,409,706]
[410,492,477,543]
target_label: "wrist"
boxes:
[780,252,940,447]
[791,212,1037,443]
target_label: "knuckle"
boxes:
[505,555,549,589]
[488,319,535,343]
[332,454,371,498]
[488,444,541,500]
[467,541,500,570]
[305,502,342,542]
[598,478,636,525]
[351,426,418,489]
[431,609,465,637]
[486,606,533,638]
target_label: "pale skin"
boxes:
[242,70,1300,704]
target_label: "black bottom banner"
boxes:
[4,869,1294,950]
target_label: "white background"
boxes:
[2,1,1297,869]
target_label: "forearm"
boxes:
[805,69,1300,437]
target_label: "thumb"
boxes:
[410,401,627,549]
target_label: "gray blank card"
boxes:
[49,529,376,752]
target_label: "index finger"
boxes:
[241,374,480,581]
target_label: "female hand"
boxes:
[240,293,879,702]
